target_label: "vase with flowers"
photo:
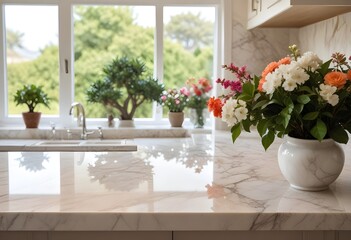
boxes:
[186,77,212,128]
[160,88,189,127]
[208,45,351,191]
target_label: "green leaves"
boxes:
[310,119,327,141]
[231,124,241,143]
[238,82,255,101]
[257,119,268,137]
[262,131,275,151]
[14,84,50,112]
[330,124,349,144]
[297,95,310,105]
[303,112,319,121]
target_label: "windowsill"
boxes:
[0,120,213,140]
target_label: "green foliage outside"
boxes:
[6,6,214,118]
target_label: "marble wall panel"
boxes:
[298,12,351,61]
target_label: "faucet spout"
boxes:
[69,102,93,140]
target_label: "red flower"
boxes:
[208,97,223,118]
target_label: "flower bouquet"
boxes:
[160,88,189,127]
[186,77,212,128]
[160,88,189,112]
[208,45,351,150]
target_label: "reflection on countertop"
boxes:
[1,131,351,231]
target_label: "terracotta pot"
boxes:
[168,112,184,127]
[22,112,41,128]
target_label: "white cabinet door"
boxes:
[261,0,283,11]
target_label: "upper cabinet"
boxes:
[247,0,351,29]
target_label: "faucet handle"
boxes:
[98,127,103,140]
[66,129,73,140]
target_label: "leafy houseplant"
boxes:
[14,84,50,128]
[208,45,351,150]
[87,56,164,121]
[186,77,212,128]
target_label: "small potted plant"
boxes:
[14,84,50,128]
[87,56,164,127]
[159,88,189,127]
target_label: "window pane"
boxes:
[73,6,155,119]
[5,5,59,115]
[163,7,215,89]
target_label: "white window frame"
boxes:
[0,0,232,128]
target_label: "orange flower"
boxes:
[347,69,351,80]
[324,71,347,88]
[278,57,291,65]
[199,78,210,87]
[262,61,279,79]
[208,97,223,118]
[258,78,266,92]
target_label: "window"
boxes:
[5,5,59,116]
[0,0,228,127]
[73,5,155,118]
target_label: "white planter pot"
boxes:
[118,120,135,128]
[278,136,344,191]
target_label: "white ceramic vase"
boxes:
[278,136,344,191]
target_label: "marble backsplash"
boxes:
[298,12,351,61]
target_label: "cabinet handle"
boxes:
[252,0,258,11]
[65,59,69,74]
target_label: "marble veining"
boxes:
[298,12,351,61]
[0,132,351,231]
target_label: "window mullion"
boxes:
[153,4,164,121]
[58,1,74,126]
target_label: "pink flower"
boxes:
[175,99,180,105]
[180,87,190,96]
[230,81,242,92]
[161,95,167,101]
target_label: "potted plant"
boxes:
[185,77,212,128]
[208,45,351,191]
[159,88,189,127]
[14,84,50,128]
[87,56,164,127]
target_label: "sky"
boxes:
[5,5,215,55]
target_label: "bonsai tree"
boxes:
[14,84,50,113]
[87,56,164,120]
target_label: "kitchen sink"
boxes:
[28,139,137,152]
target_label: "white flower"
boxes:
[319,84,339,106]
[234,107,248,122]
[280,61,309,85]
[290,68,309,85]
[328,94,339,106]
[238,99,247,107]
[263,71,282,94]
[221,99,238,127]
[282,79,297,91]
[297,52,322,71]
[221,98,248,127]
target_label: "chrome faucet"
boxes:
[69,102,94,140]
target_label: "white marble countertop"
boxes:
[0,131,351,231]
